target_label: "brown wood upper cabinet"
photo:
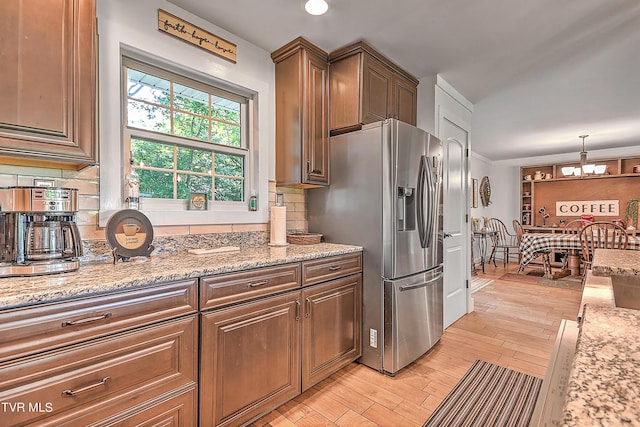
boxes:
[329,41,418,134]
[272,37,330,187]
[0,0,97,169]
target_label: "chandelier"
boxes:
[561,135,606,177]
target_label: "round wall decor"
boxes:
[480,176,492,207]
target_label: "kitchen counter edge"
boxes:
[0,243,362,310]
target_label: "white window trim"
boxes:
[98,46,269,228]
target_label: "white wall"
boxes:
[96,0,274,226]
[470,153,519,228]
[417,75,436,134]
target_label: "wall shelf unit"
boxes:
[520,156,640,228]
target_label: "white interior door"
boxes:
[441,119,469,328]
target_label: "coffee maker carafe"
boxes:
[0,187,83,277]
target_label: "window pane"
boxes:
[177,174,212,200]
[177,146,212,173]
[215,177,243,201]
[127,69,170,106]
[131,138,174,169]
[215,153,243,177]
[212,97,240,124]
[124,60,250,208]
[128,100,170,132]
[138,170,174,198]
[174,111,210,141]
[174,83,209,115]
[212,121,241,147]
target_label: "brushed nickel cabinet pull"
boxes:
[328,266,342,271]
[248,280,269,288]
[62,376,111,397]
[305,297,311,318]
[62,312,112,327]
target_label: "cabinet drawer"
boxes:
[0,316,197,427]
[0,279,198,362]
[200,263,300,310]
[53,386,198,427]
[302,253,362,287]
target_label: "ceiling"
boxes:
[168,0,640,161]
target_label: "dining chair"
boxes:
[513,219,552,276]
[559,219,591,270]
[486,218,520,267]
[579,221,629,272]
[562,219,590,234]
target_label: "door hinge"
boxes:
[466,279,469,289]
[465,148,470,157]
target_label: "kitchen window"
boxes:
[122,57,252,208]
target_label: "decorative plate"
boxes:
[106,209,155,261]
[480,176,492,207]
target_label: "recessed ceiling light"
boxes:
[305,0,328,15]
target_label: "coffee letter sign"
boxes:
[555,200,619,216]
[157,9,237,63]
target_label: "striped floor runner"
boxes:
[423,360,542,427]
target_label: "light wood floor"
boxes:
[251,263,582,427]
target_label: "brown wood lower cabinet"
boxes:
[1,253,362,426]
[0,316,198,426]
[200,254,363,427]
[301,274,362,391]
[200,292,301,427]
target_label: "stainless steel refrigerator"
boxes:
[308,119,443,375]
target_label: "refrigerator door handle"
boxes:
[417,156,427,247]
[426,158,437,247]
[399,274,442,291]
[417,155,434,248]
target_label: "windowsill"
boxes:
[98,205,268,227]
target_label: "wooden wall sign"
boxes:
[555,200,619,216]
[534,177,637,226]
[157,9,237,63]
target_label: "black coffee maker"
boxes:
[0,187,83,277]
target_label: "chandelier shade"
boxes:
[561,135,605,177]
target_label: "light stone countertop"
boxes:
[592,248,640,276]
[0,243,362,310]
[561,251,640,426]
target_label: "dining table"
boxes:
[519,232,640,278]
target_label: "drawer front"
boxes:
[48,385,198,427]
[200,263,300,310]
[0,279,198,363]
[0,316,197,427]
[302,252,362,287]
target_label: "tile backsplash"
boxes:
[0,164,101,239]
[0,163,308,244]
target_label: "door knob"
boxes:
[443,232,453,238]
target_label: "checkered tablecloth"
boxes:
[519,232,640,267]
